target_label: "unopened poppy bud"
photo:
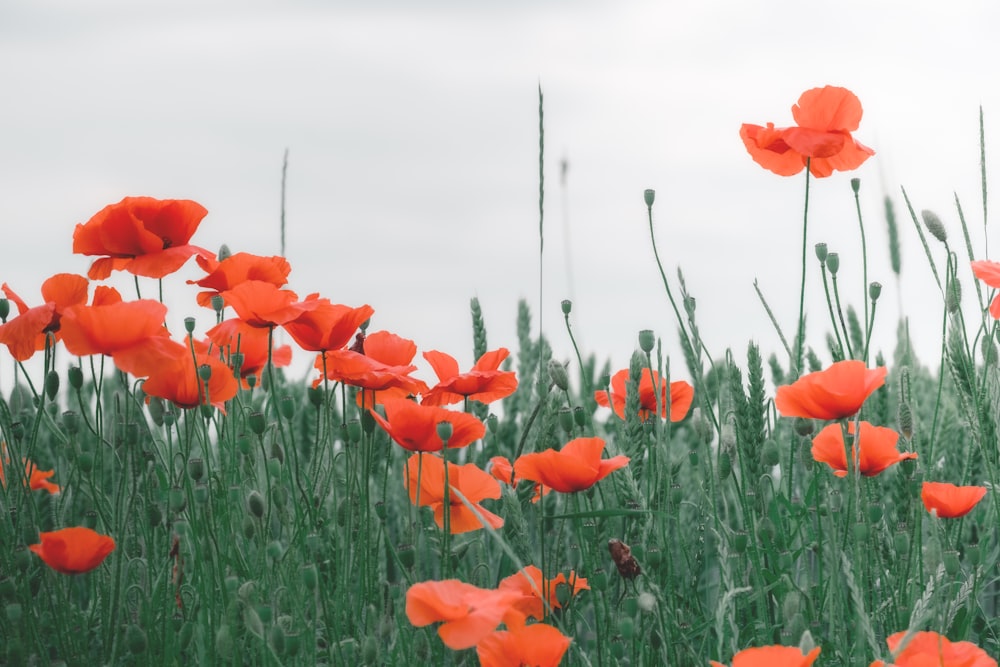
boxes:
[146,396,165,426]
[619,617,635,640]
[68,366,83,390]
[44,370,59,401]
[62,410,80,435]
[77,452,94,473]
[269,442,284,466]
[644,189,655,208]
[0,298,8,322]
[868,503,883,523]
[148,504,163,528]
[814,242,828,263]
[300,563,318,590]
[218,244,232,261]
[548,359,569,391]
[248,411,266,436]
[362,635,379,665]
[361,410,376,434]
[279,395,295,420]
[308,386,324,407]
[967,543,981,566]
[731,531,749,553]
[126,623,147,655]
[168,487,187,513]
[435,420,453,444]
[266,540,284,561]
[187,458,205,481]
[590,567,609,592]
[573,405,586,427]
[9,421,23,442]
[793,417,815,436]
[561,299,572,315]
[893,530,909,556]
[247,490,266,519]
[638,329,655,353]
[209,293,225,313]
[799,630,817,657]
[826,252,840,275]
[868,281,882,302]
[486,413,498,433]
[943,549,961,576]
[558,407,574,433]
[163,410,176,427]
[374,501,387,521]
[850,177,861,194]
[922,210,947,243]
[762,439,780,467]
[397,542,416,569]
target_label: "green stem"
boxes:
[794,160,813,375]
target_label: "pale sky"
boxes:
[2,1,999,388]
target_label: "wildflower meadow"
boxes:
[3,85,1000,666]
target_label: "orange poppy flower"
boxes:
[371,398,485,452]
[189,252,292,307]
[740,86,874,178]
[514,437,629,494]
[594,368,694,422]
[811,421,916,477]
[205,319,292,382]
[282,297,374,352]
[135,338,239,411]
[488,456,549,502]
[219,281,319,328]
[405,579,522,650]
[58,297,169,360]
[0,274,90,360]
[72,197,213,279]
[921,481,988,518]
[870,630,996,667]
[404,453,503,534]
[421,348,518,406]
[775,360,886,421]
[971,259,1000,319]
[476,621,572,667]
[710,645,821,667]
[29,527,116,575]
[0,446,61,495]
[314,342,428,399]
[498,564,589,621]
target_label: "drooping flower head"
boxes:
[72,197,213,279]
[421,348,518,406]
[594,368,694,422]
[404,453,503,534]
[515,437,629,494]
[811,421,916,477]
[740,86,874,178]
[29,527,116,574]
[371,398,485,452]
[710,645,821,667]
[775,360,886,421]
[405,579,522,650]
[870,630,996,667]
[921,481,988,518]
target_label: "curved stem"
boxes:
[794,160,813,375]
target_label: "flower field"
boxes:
[2,85,1000,665]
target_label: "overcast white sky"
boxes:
[2,1,999,389]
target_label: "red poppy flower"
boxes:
[740,86,874,178]
[404,453,503,534]
[870,630,996,667]
[775,360,886,421]
[0,446,61,495]
[811,421,916,477]
[282,297,374,352]
[29,527,116,575]
[421,348,518,406]
[0,274,90,360]
[132,338,239,411]
[58,298,170,360]
[205,319,292,382]
[313,332,428,400]
[488,456,549,503]
[405,579,522,650]
[371,398,485,452]
[219,281,318,328]
[514,437,629,494]
[971,259,1000,319]
[476,621,571,667]
[189,252,292,307]
[710,645,821,667]
[921,481,988,518]
[72,197,213,279]
[498,565,589,621]
[594,368,694,422]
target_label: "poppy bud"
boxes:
[210,294,225,314]
[573,406,586,427]
[967,543,981,566]
[638,329,655,353]
[44,370,59,401]
[893,531,909,557]
[868,503,883,523]
[346,419,362,443]
[193,483,209,505]
[279,395,296,420]
[10,421,23,442]
[561,299,572,315]
[731,531,749,553]
[814,242,828,263]
[590,567,609,592]
[198,364,212,382]
[218,244,233,261]
[63,410,80,435]
[688,449,699,466]
[241,516,255,540]
[308,386,324,407]
[162,410,176,427]
[148,503,163,528]
[300,563,318,590]
[644,189,655,208]
[868,281,882,302]
[0,298,8,322]
[762,439,780,467]
[68,365,83,390]
[362,635,379,665]
[397,543,416,569]
[922,209,947,243]
[548,359,570,391]
[77,452,94,473]
[619,617,635,640]
[850,177,861,194]
[168,487,187,514]
[374,501,387,521]
[270,625,286,656]
[247,490,266,519]
[793,418,815,437]
[558,407,574,434]
[436,420,453,444]
[826,252,840,275]
[943,550,961,576]
[610,637,626,660]
[248,411,266,436]
[486,413,498,433]
[173,519,189,536]
[266,540,284,561]
[361,410,376,434]
[187,458,205,481]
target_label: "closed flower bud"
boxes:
[868,281,882,302]
[63,410,80,435]
[266,540,284,561]
[561,299,572,315]
[247,490,266,519]
[218,244,232,261]
[187,458,205,481]
[638,329,655,353]
[893,530,909,557]
[644,189,655,208]
[68,366,83,390]
[279,395,296,420]
[814,242,828,263]
[868,503,883,523]
[168,487,187,514]
[248,411,266,436]
[590,567,609,592]
[922,209,947,243]
[44,371,59,401]
[193,483,209,505]
[943,550,961,576]
[300,563,318,590]
[573,406,586,427]
[347,419,363,443]
[548,359,570,391]
[397,542,416,569]
[487,413,498,433]
[0,298,8,322]
[794,417,815,437]
[826,252,840,275]
[853,522,869,543]
[850,177,861,194]
[241,516,255,540]
[762,439,780,467]
[558,407,575,434]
